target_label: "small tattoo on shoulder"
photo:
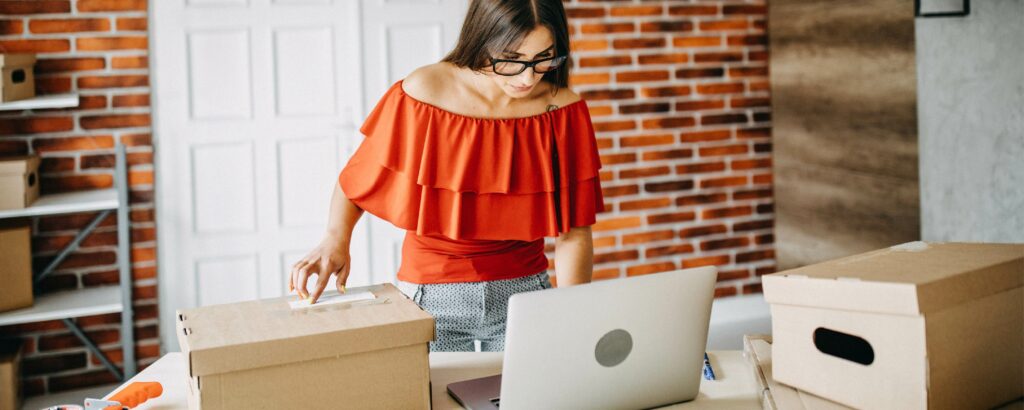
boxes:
[546,104,559,112]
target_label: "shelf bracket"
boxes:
[33,210,113,287]
[62,318,124,381]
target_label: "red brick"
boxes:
[0,117,74,136]
[592,216,642,232]
[676,67,724,79]
[701,237,750,251]
[700,20,748,31]
[677,161,726,174]
[38,328,119,351]
[0,20,24,35]
[600,152,636,165]
[112,93,150,107]
[620,133,673,147]
[35,76,72,93]
[679,224,728,239]
[627,261,677,276]
[699,144,748,157]
[640,20,692,33]
[32,136,113,153]
[754,142,772,153]
[637,53,689,65]
[733,188,772,200]
[594,250,639,264]
[612,37,666,50]
[668,5,718,15]
[620,165,670,179]
[743,283,764,294]
[718,268,751,282]
[610,5,663,16]
[756,266,776,276]
[0,39,70,53]
[77,36,147,51]
[593,120,635,132]
[133,265,156,280]
[755,233,774,245]
[566,7,605,19]
[702,113,748,126]
[580,88,635,100]
[732,158,771,170]
[676,99,726,111]
[753,112,771,122]
[642,148,693,161]
[602,184,639,198]
[676,193,728,207]
[734,219,773,232]
[42,174,114,193]
[620,197,672,211]
[694,52,743,63]
[622,229,674,245]
[593,267,622,282]
[129,170,153,185]
[724,5,766,15]
[80,114,151,129]
[22,353,86,376]
[729,66,769,77]
[731,97,770,108]
[753,173,772,185]
[715,286,738,298]
[39,156,75,172]
[645,180,694,194]
[78,75,148,89]
[130,208,154,223]
[77,0,147,12]
[700,175,747,188]
[580,22,635,34]
[79,95,108,109]
[0,140,29,155]
[593,236,616,249]
[640,85,691,98]
[672,36,721,48]
[753,20,767,32]
[619,103,671,115]
[682,254,730,268]
[756,202,773,214]
[29,18,110,33]
[737,249,774,263]
[116,17,147,31]
[641,116,695,129]
[617,70,670,83]
[111,55,148,69]
[38,212,115,232]
[697,82,744,95]
[702,205,753,220]
[0,1,70,14]
[589,106,614,118]
[727,35,768,46]
[578,55,633,68]
[596,137,614,149]
[737,127,771,139]
[646,243,695,258]
[648,210,696,225]
[680,130,730,143]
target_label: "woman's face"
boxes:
[484,26,556,98]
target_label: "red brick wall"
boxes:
[0,0,157,395]
[549,0,775,294]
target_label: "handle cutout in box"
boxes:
[12,69,27,83]
[813,327,874,365]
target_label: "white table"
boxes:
[99,351,759,409]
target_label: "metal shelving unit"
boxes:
[0,143,136,380]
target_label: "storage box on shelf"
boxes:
[0,54,35,103]
[0,220,33,313]
[0,338,23,410]
[0,155,40,211]
[0,143,137,381]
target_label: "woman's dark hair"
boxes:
[441,0,571,93]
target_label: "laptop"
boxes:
[447,266,717,409]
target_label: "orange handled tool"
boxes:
[83,382,163,410]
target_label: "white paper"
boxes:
[289,290,376,310]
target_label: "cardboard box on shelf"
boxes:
[0,54,36,103]
[176,282,435,410]
[762,242,1024,410]
[0,339,24,410]
[0,155,41,211]
[0,220,33,313]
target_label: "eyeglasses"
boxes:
[488,55,567,76]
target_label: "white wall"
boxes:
[916,0,1024,242]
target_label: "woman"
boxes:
[288,0,604,352]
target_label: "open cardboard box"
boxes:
[0,220,33,313]
[763,242,1023,410]
[176,283,435,409]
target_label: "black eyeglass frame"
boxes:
[487,55,568,76]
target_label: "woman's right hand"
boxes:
[289,233,352,304]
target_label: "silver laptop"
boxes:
[447,266,717,409]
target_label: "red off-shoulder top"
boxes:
[338,79,605,284]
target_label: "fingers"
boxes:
[309,259,336,304]
[295,262,317,300]
[336,261,351,294]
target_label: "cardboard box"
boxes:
[0,220,33,313]
[0,155,41,211]
[0,54,36,103]
[744,334,853,410]
[176,283,435,410]
[0,339,24,410]
[762,242,1024,410]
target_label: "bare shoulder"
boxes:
[547,86,582,109]
[401,63,453,104]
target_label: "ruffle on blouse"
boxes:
[338,79,605,241]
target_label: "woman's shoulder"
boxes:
[400,63,454,105]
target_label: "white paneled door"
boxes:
[153,0,467,351]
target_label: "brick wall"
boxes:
[548,0,775,294]
[0,0,157,396]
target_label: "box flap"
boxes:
[0,53,36,68]
[176,283,435,377]
[763,242,1024,315]
[0,155,40,175]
